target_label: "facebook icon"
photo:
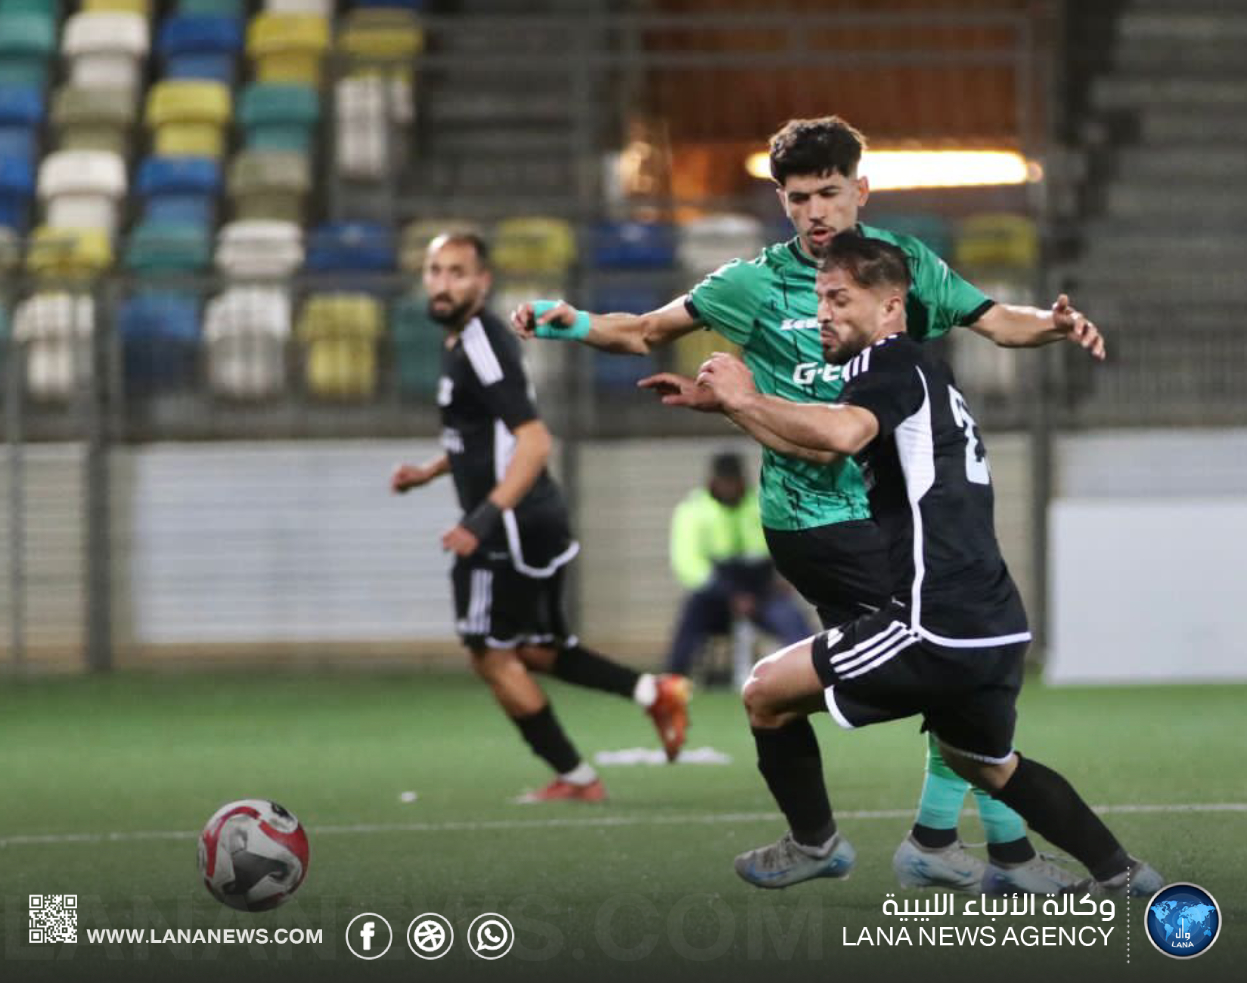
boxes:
[346,913,393,960]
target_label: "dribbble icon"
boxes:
[467,912,514,960]
[1145,883,1220,959]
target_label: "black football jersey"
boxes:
[837,332,1030,646]
[438,309,577,577]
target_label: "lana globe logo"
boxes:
[1145,883,1221,959]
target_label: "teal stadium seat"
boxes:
[239,83,318,152]
[0,9,56,89]
[391,294,443,399]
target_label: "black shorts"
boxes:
[452,557,572,651]
[810,603,1026,763]
[765,520,891,629]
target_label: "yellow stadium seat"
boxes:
[247,13,328,84]
[82,0,151,14]
[146,80,232,128]
[339,11,423,64]
[254,53,322,86]
[297,293,382,400]
[26,226,113,279]
[493,217,577,276]
[154,122,226,158]
[954,213,1039,271]
[673,328,736,378]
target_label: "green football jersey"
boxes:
[686,223,993,531]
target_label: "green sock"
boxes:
[914,733,969,830]
[972,785,1028,844]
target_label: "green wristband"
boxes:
[531,300,592,341]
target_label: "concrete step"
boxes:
[407,155,577,194]
[429,127,577,155]
[1093,78,1247,110]
[1057,268,1247,303]
[1113,43,1247,75]
[1118,11,1247,42]
[422,90,576,125]
[1113,148,1246,180]
[1103,184,1247,218]
[1136,110,1247,144]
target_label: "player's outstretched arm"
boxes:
[510,296,701,355]
[698,354,879,460]
[391,455,450,494]
[969,294,1106,360]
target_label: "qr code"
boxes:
[29,894,77,944]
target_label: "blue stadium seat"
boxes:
[159,17,243,84]
[166,53,237,83]
[118,291,201,396]
[136,155,221,196]
[305,221,396,273]
[0,85,44,127]
[592,221,677,270]
[0,127,35,163]
[0,154,34,233]
[353,0,426,8]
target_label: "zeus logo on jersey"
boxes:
[792,362,844,386]
[437,377,453,407]
[779,318,819,332]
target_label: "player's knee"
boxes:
[468,646,518,684]
[741,674,780,727]
[516,643,556,673]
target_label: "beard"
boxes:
[427,296,476,327]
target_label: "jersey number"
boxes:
[948,386,990,485]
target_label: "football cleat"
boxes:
[647,674,691,762]
[1074,859,1165,899]
[513,777,608,804]
[892,834,985,892]
[982,854,1080,895]
[735,831,856,889]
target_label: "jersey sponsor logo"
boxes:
[440,428,464,454]
[779,317,819,332]
[792,361,843,386]
[437,376,453,407]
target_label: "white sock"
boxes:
[561,763,598,786]
[632,673,658,708]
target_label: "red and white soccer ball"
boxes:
[197,799,310,912]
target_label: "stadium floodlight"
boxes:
[746,148,1042,190]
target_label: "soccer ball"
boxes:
[197,799,310,911]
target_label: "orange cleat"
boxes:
[647,674,691,762]
[513,777,608,804]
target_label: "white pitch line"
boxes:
[1,802,1243,850]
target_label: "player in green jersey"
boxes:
[511,116,1103,894]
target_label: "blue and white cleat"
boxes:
[1076,859,1165,899]
[892,834,985,892]
[734,831,856,889]
[982,855,1079,895]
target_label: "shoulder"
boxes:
[461,313,519,385]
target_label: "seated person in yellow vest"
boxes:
[668,452,812,675]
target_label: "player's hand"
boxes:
[1052,294,1106,361]
[510,300,578,339]
[391,463,430,494]
[637,372,722,412]
[695,352,757,409]
[441,524,480,558]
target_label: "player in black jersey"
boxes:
[673,233,1161,894]
[391,232,690,802]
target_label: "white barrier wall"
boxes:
[1046,429,1247,684]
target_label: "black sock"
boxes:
[987,837,1037,865]
[753,719,836,848]
[552,643,640,699]
[912,824,958,849]
[510,703,581,775]
[992,755,1128,880]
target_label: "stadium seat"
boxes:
[0,298,9,391]
[62,13,150,93]
[117,291,201,395]
[0,126,36,166]
[390,294,443,399]
[493,217,577,277]
[332,76,403,179]
[38,149,127,235]
[0,8,56,89]
[238,83,318,152]
[215,218,302,278]
[227,149,310,223]
[593,221,677,269]
[296,293,382,400]
[203,285,290,398]
[338,8,423,70]
[0,224,17,271]
[678,213,765,277]
[0,154,34,233]
[305,221,396,274]
[954,213,1040,270]
[11,291,94,401]
[125,220,211,274]
[264,0,333,15]
[398,218,482,273]
[52,86,136,156]
[146,80,232,159]
[82,0,151,13]
[246,14,329,86]
[136,155,219,225]
[26,225,113,279]
[178,0,242,17]
[157,16,244,85]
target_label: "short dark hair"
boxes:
[710,451,745,481]
[429,230,491,270]
[768,116,867,185]
[818,232,911,293]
